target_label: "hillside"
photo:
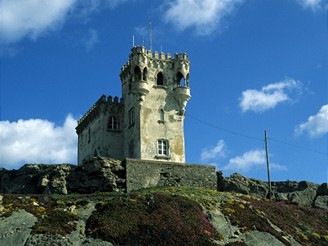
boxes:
[1,186,328,246]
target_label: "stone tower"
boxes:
[76,46,191,165]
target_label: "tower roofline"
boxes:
[120,45,189,75]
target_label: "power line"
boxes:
[269,137,328,156]
[186,113,328,156]
[186,113,263,142]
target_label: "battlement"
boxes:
[121,46,189,72]
[76,95,123,134]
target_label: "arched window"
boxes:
[159,109,164,122]
[176,72,184,86]
[129,108,135,127]
[157,72,164,86]
[143,67,148,81]
[186,73,190,87]
[108,116,119,130]
[134,66,141,81]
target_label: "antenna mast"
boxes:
[149,19,153,51]
[265,130,272,199]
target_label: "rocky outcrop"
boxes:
[0,157,125,194]
[1,161,327,210]
[218,172,328,209]
[0,157,216,194]
[0,164,74,194]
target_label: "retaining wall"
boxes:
[124,158,216,192]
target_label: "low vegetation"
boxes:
[1,187,327,245]
[86,191,221,245]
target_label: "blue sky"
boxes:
[0,0,327,183]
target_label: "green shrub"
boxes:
[32,209,78,235]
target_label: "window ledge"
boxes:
[107,129,122,133]
[155,155,171,160]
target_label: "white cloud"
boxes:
[163,0,243,35]
[0,0,78,44]
[295,104,328,138]
[200,139,227,162]
[296,0,324,10]
[222,149,287,172]
[0,115,77,169]
[239,79,303,113]
[84,29,99,51]
[0,0,131,44]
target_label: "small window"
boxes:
[157,72,164,86]
[143,67,148,81]
[134,66,141,81]
[108,116,119,130]
[159,109,164,122]
[157,139,169,156]
[129,108,135,126]
[176,72,184,86]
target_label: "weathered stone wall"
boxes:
[76,96,125,165]
[120,46,191,163]
[124,158,216,192]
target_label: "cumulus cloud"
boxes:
[163,0,243,35]
[295,104,328,138]
[239,79,303,113]
[200,139,227,162]
[0,115,77,169]
[0,0,131,44]
[0,0,78,44]
[222,149,287,172]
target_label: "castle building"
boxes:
[76,46,191,165]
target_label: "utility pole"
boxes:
[265,130,272,199]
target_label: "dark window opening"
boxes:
[157,72,164,86]
[129,108,135,126]
[134,66,141,81]
[176,72,184,86]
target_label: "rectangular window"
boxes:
[109,116,119,130]
[157,139,169,156]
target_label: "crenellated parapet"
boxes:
[120,46,190,83]
[76,95,123,134]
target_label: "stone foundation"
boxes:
[124,158,217,192]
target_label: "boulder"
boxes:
[67,157,125,193]
[286,181,318,206]
[314,195,328,210]
[220,173,269,198]
[317,183,328,196]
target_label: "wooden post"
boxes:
[265,130,272,199]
